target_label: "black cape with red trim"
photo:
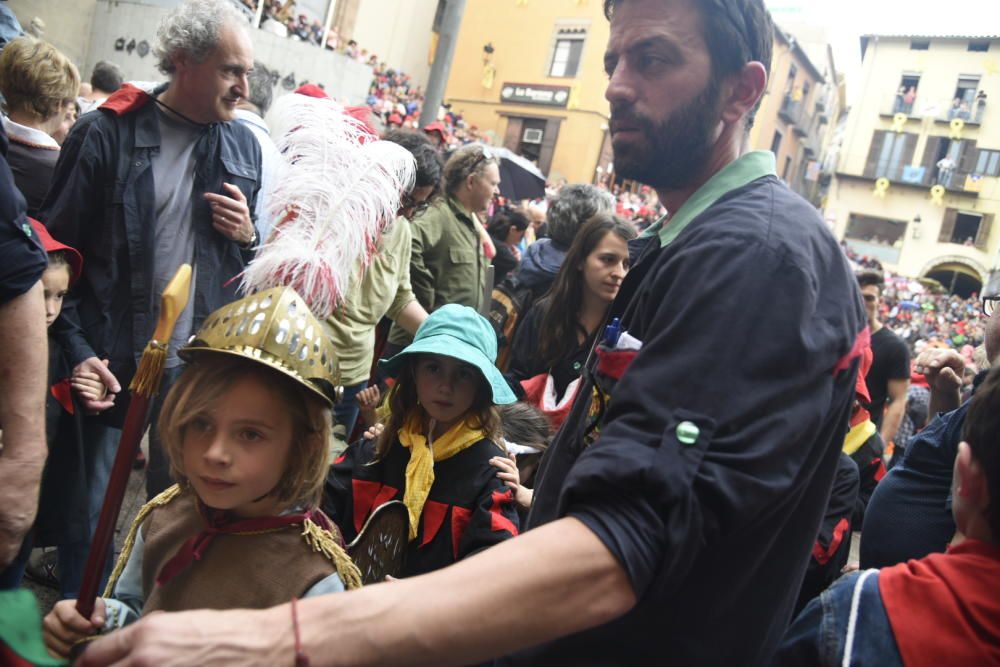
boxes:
[324,436,519,577]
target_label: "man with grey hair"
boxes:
[39,0,261,595]
[235,60,281,243]
[514,183,614,299]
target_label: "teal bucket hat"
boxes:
[379,304,517,404]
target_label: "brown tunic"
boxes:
[139,491,337,613]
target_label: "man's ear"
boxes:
[720,61,767,126]
[955,441,987,508]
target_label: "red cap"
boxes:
[29,218,82,283]
[387,113,403,125]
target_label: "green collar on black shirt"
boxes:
[641,150,777,248]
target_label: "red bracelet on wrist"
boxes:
[291,597,310,666]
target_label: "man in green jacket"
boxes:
[387,144,500,349]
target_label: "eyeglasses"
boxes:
[983,295,999,317]
[400,192,431,217]
[469,146,496,174]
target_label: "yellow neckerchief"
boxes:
[398,413,486,540]
[843,419,877,456]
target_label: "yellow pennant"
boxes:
[985,59,1000,76]
[567,83,582,109]
[516,0,528,5]
[930,184,946,206]
[890,112,907,133]
[872,177,890,198]
[949,118,965,139]
[482,64,496,90]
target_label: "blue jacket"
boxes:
[513,237,565,298]
[39,84,260,418]
[776,569,904,666]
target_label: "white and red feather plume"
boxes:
[240,93,416,319]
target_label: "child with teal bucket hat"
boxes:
[325,304,521,577]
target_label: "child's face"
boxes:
[41,264,71,327]
[414,354,480,431]
[182,374,295,518]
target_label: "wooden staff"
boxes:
[75,264,192,620]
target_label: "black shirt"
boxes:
[866,326,910,428]
[500,175,865,667]
[0,125,47,306]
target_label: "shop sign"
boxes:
[500,83,570,107]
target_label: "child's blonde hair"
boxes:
[158,355,332,508]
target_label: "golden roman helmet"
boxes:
[179,286,341,406]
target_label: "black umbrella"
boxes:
[474,145,547,201]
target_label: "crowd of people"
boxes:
[0,0,997,665]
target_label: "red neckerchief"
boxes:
[155,501,331,586]
[879,539,1000,667]
[51,379,74,415]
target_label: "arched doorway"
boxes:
[922,261,984,298]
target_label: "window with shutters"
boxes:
[548,26,587,78]
[951,212,982,245]
[938,208,991,249]
[974,149,1000,176]
[863,130,917,180]
[770,130,782,155]
[922,138,977,187]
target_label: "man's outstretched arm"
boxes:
[79,517,636,667]
[0,281,48,567]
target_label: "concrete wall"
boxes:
[10,0,371,105]
[8,0,99,67]
[350,0,436,88]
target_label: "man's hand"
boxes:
[77,607,289,667]
[72,357,120,413]
[915,347,965,420]
[914,348,964,393]
[205,183,255,246]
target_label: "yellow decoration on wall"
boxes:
[890,112,907,132]
[984,60,1000,76]
[482,64,496,90]
[949,118,965,139]
[929,184,946,205]
[516,0,528,5]
[567,83,582,109]
[873,177,890,198]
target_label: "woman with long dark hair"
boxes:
[506,213,635,429]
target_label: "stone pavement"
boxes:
[24,466,147,616]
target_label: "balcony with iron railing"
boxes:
[877,93,987,127]
[878,92,927,119]
[934,97,986,126]
[779,95,824,155]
